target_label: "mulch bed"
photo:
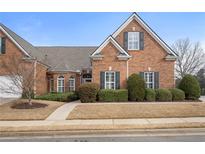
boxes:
[11,102,48,109]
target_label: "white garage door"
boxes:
[0,76,22,98]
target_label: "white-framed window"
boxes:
[105,71,115,89]
[68,77,75,92]
[49,78,54,92]
[144,72,154,89]
[128,32,140,50]
[57,76,64,93]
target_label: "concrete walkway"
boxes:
[46,100,80,121]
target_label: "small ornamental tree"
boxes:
[178,74,201,100]
[127,74,145,101]
[0,55,43,106]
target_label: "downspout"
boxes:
[126,59,129,79]
[33,59,37,97]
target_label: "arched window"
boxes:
[57,76,64,93]
[68,77,75,91]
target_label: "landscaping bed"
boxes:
[0,99,64,120]
[67,102,205,120]
[35,92,78,102]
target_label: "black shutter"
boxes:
[139,32,144,50]
[100,72,105,89]
[124,32,128,50]
[139,72,144,79]
[115,72,120,89]
[1,37,6,54]
[154,72,159,89]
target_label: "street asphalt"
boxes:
[1,128,205,142]
[0,134,205,142]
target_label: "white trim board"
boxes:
[0,26,31,57]
[112,13,177,57]
[90,36,131,57]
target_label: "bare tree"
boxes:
[0,55,39,105]
[172,38,205,79]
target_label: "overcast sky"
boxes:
[0,12,205,48]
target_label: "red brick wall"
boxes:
[35,63,48,95]
[0,30,24,75]
[48,72,81,93]
[92,20,175,88]
[92,42,127,88]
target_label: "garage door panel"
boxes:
[0,76,22,98]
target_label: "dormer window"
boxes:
[0,37,6,54]
[128,32,140,50]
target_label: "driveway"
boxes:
[0,98,16,105]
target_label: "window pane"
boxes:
[111,83,115,89]
[128,32,139,50]
[106,73,109,81]
[57,77,64,92]
[106,83,110,89]
[111,73,114,82]
[144,72,154,89]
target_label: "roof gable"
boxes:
[90,36,131,57]
[112,13,177,57]
[0,23,46,60]
[0,24,31,57]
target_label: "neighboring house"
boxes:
[0,13,177,98]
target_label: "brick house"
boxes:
[0,13,177,98]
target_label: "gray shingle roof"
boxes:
[0,23,45,60]
[36,47,97,71]
[0,23,97,72]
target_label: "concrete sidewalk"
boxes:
[1,117,205,133]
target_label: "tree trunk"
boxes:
[28,95,32,106]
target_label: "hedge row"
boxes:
[35,92,78,102]
[145,88,185,102]
[98,89,128,102]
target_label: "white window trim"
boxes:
[105,71,116,90]
[57,76,65,93]
[82,78,92,83]
[144,72,155,89]
[128,32,140,50]
[69,78,75,92]
[49,78,54,93]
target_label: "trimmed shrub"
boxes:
[127,74,145,101]
[35,92,78,102]
[169,88,185,101]
[78,83,100,103]
[155,89,172,101]
[98,89,116,102]
[145,88,156,102]
[98,89,128,102]
[115,89,128,102]
[178,74,201,100]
